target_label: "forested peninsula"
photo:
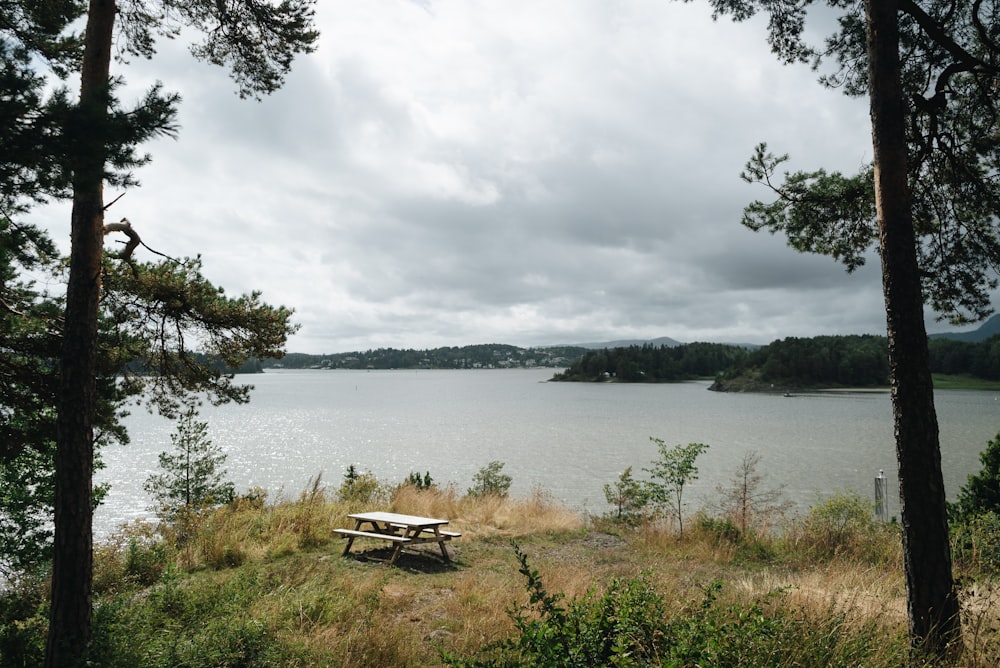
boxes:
[550,334,1000,391]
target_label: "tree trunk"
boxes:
[46,1,115,665]
[864,0,960,653]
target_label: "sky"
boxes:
[32,0,984,354]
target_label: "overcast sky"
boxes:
[33,0,983,354]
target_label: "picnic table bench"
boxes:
[335,511,460,565]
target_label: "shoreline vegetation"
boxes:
[5,474,1000,665]
[549,334,1000,392]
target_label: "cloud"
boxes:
[34,0,948,354]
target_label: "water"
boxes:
[95,368,1000,536]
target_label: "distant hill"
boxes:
[929,314,1000,343]
[559,336,683,350]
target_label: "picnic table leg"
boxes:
[435,530,451,562]
[341,519,364,557]
[387,525,414,565]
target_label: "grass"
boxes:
[4,482,1000,666]
[933,374,1000,391]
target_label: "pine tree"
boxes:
[144,405,234,521]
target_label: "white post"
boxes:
[874,469,889,522]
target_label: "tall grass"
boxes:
[4,480,1000,666]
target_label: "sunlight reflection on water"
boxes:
[94,368,999,538]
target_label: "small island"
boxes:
[549,334,1000,391]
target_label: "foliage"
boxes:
[929,337,1000,381]
[404,471,435,490]
[443,544,670,667]
[0,570,50,667]
[444,546,910,667]
[715,451,793,534]
[950,433,1000,574]
[643,439,709,537]
[467,461,513,498]
[0,249,294,579]
[270,344,587,370]
[603,466,651,525]
[951,433,1000,521]
[0,216,123,576]
[791,491,885,561]
[143,405,235,522]
[717,1,1000,326]
[102,256,296,419]
[951,511,1000,575]
[338,465,384,505]
[4,0,318,661]
[0,486,945,668]
[88,568,304,667]
[716,334,890,390]
[552,342,748,382]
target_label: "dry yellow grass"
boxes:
[86,484,1000,667]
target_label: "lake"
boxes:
[94,368,1000,536]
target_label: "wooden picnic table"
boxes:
[335,511,460,565]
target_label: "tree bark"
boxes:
[864,0,960,653]
[46,1,116,665]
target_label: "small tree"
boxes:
[405,471,435,490]
[644,438,709,538]
[603,467,651,525]
[468,461,512,498]
[338,465,382,504]
[951,433,1000,521]
[716,451,792,535]
[144,405,234,521]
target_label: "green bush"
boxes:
[951,432,1000,521]
[467,461,512,498]
[798,492,874,555]
[644,439,709,537]
[90,567,306,668]
[952,511,1000,575]
[602,466,651,525]
[338,465,384,505]
[443,545,909,667]
[443,544,668,667]
[696,515,742,545]
[0,572,48,667]
[404,471,435,490]
[125,536,171,586]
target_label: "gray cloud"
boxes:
[32,0,976,354]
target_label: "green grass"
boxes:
[4,485,1000,666]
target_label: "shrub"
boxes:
[125,536,172,586]
[715,450,793,535]
[791,491,893,562]
[952,511,1000,575]
[467,461,512,498]
[405,471,435,490]
[602,466,651,525]
[443,545,909,667]
[696,515,742,545]
[143,404,235,523]
[442,544,669,666]
[951,432,1000,521]
[338,465,384,505]
[644,438,710,537]
[0,572,48,666]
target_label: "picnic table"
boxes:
[334,511,460,565]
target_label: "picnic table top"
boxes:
[347,511,449,527]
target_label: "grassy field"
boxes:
[4,482,1000,666]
